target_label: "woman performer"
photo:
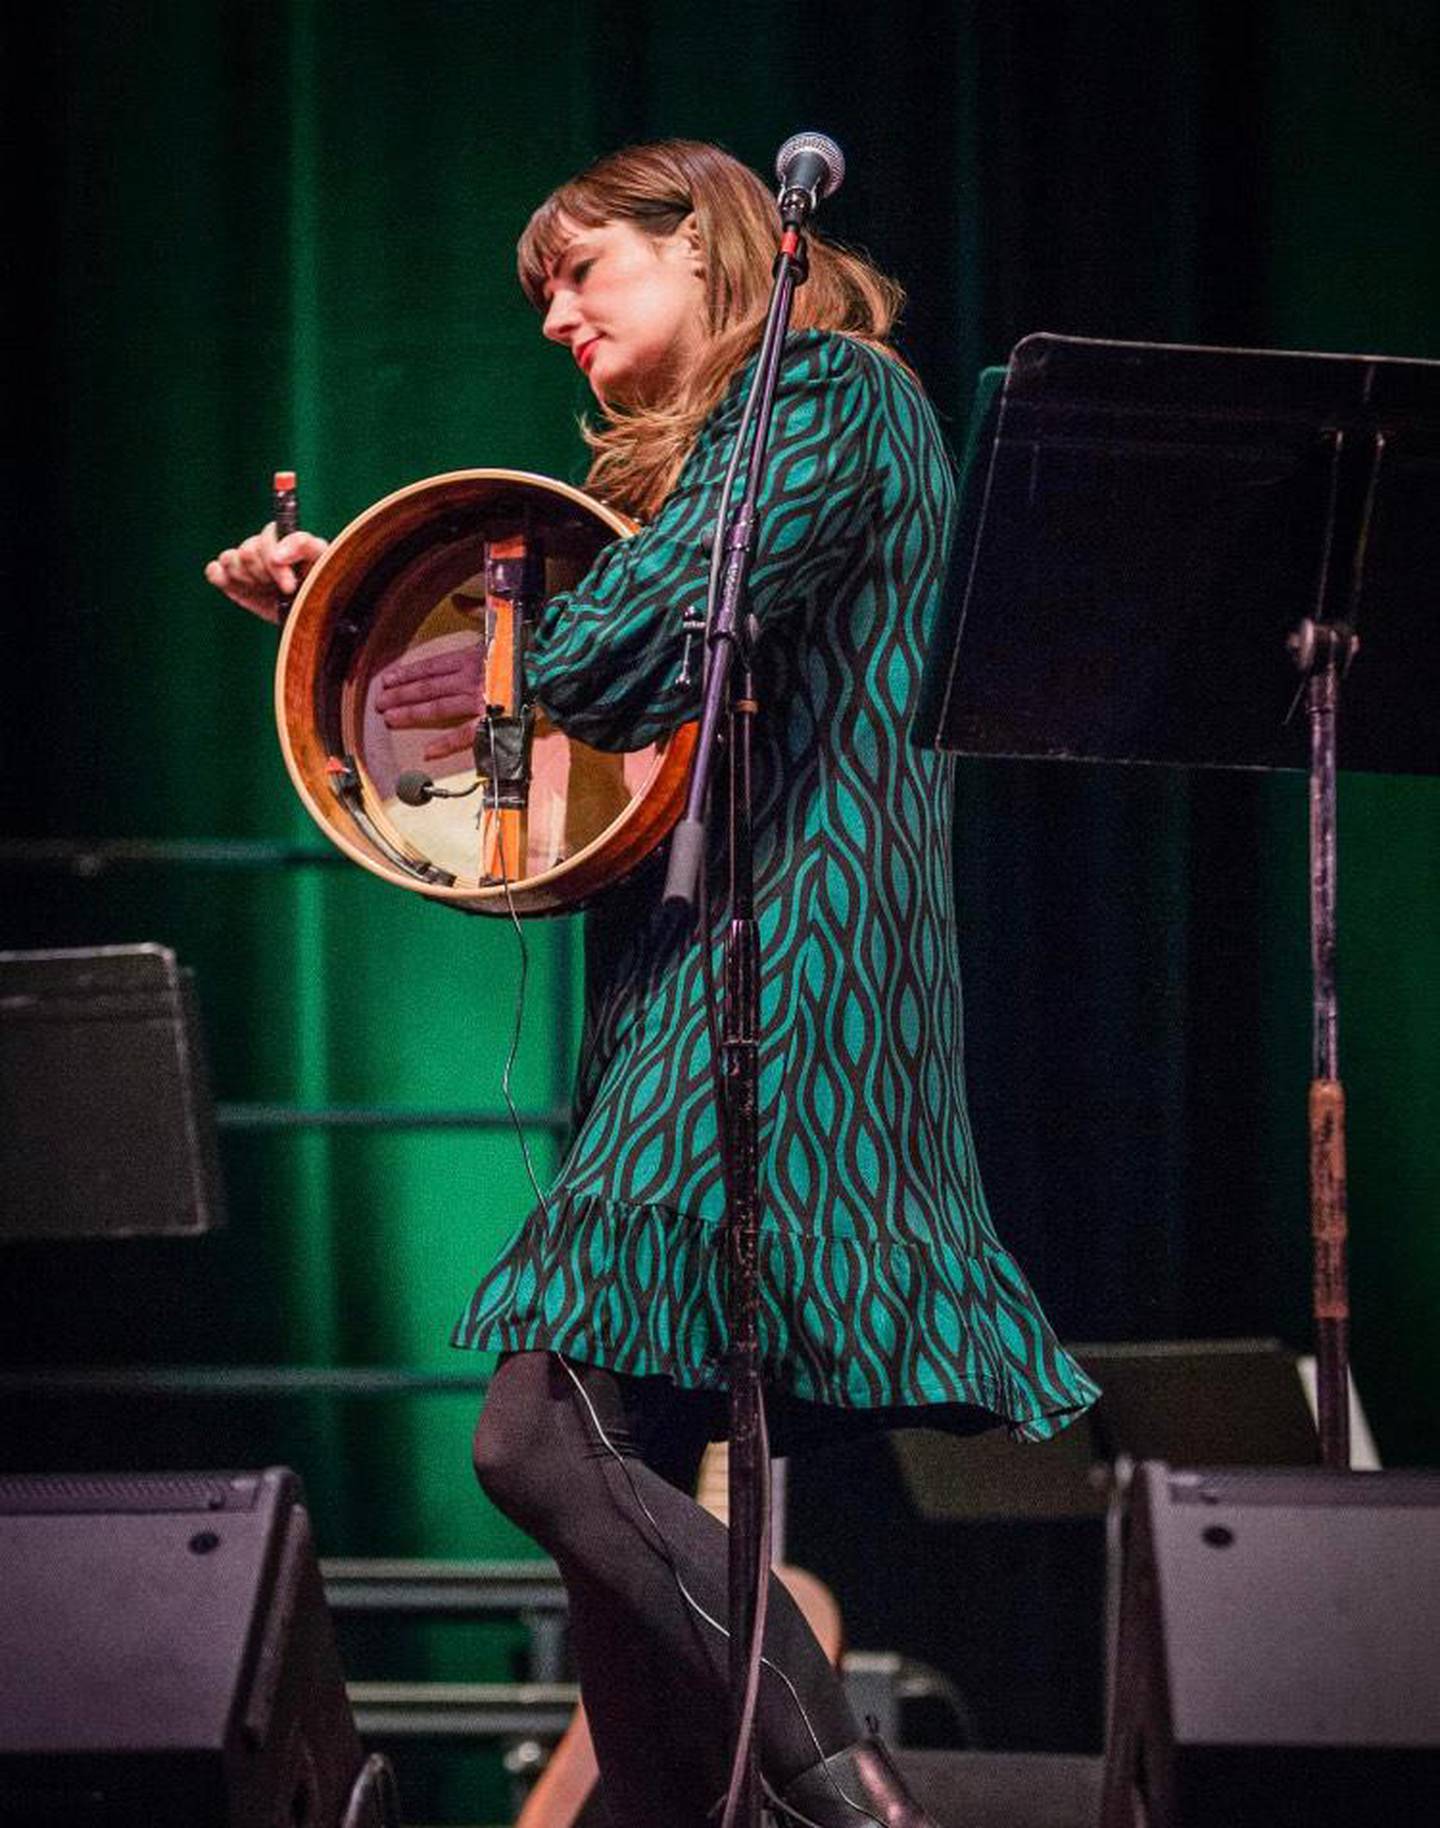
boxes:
[206,139,1098,1828]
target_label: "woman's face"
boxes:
[541,216,708,404]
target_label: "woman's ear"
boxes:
[679,211,704,275]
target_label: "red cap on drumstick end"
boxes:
[273,470,297,492]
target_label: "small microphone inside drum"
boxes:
[395,770,437,805]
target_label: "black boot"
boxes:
[777,1736,945,1828]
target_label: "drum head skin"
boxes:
[275,470,696,916]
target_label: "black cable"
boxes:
[484,710,548,1203]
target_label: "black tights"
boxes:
[472,1351,859,1826]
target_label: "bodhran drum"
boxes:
[275,470,697,916]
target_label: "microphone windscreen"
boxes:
[394,770,435,806]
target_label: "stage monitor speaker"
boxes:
[0,944,224,1240]
[0,1466,388,1827]
[1101,1461,1440,1828]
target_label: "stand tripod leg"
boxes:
[341,1752,402,1828]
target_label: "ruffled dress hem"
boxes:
[451,1193,1101,1447]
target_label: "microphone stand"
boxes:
[663,209,813,1828]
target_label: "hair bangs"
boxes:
[517,187,610,310]
[517,146,707,310]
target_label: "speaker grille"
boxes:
[0,1470,263,1515]
[1165,1467,1440,1508]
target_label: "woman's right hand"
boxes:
[204,522,330,622]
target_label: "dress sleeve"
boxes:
[525,332,880,751]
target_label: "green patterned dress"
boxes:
[453,330,1099,1443]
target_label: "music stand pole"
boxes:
[1291,611,1361,1469]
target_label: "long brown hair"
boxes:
[517,140,904,519]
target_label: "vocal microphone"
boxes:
[395,770,482,806]
[774,131,845,229]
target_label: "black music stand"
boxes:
[915,333,1440,1470]
[0,944,225,1239]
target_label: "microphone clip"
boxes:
[475,702,535,811]
[777,185,820,234]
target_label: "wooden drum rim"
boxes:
[274,468,697,916]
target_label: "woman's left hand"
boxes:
[374,644,485,762]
